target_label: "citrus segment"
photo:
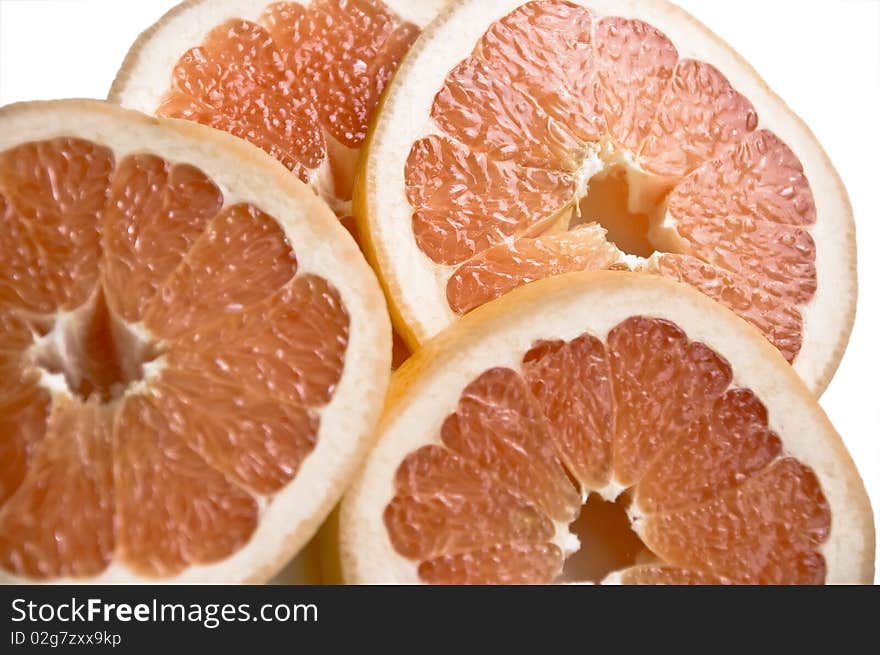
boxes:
[651,253,804,363]
[0,397,114,579]
[139,0,424,198]
[153,369,317,495]
[407,134,575,266]
[165,274,348,408]
[447,225,619,314]
[478,0,602,143]
[607,317,733,486]
[641,459,830,584]
[0,194,57,313]
[668,129,818,305]
[618,565,725,585]
[0,101,390,583]
[0,138,113,312]
[143,203,298,339]
[675,215,817,304]
[638,59,758,177]
[0,304,36,361]
[522,334,613,490]
[262,0,419,149]
[667,129,817,228]
[635,389,782,515]
[341,274,870,584]
[440,368,580,523]
[101,154,223,324]
[159,18,325,182]
[418,544,563,585]
[0,381,50,506]
[432,55,581,170]
[114,394,259,577]
[593,16,677,152]
[384,446,555,560]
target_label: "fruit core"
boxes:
[27,291,160,404]
[560,492,648,583]
[574,161,680,260]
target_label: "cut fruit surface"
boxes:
[356,0,857,394]
[0,100,390,583]
[338,271,874,585]
[110,0,450,218]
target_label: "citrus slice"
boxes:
[338,271,874,584]
[110,0,449,220]
[356,0,857,394]
[0,99,390,583]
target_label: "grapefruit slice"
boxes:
[109,0,450,220]
[356,0,857,394]
[0,99,390,583]
[338,272,874,585]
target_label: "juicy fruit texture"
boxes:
[0,137,350,579]
[405,0,817,362]
[383,316,831,584]
[158,0,418,198]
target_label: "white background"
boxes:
[1,0,878,580]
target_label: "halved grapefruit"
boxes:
[0,99,390,583]
[356,0,857,394]
[110,0,450,220]
[338,271,874,584]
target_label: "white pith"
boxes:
[109,0,452,207]
[0,100,392,584]
[339,272,874,585]
[361,0,857,395]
